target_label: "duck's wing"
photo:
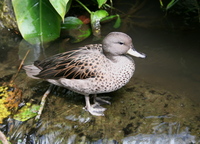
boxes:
[34,44,103,79]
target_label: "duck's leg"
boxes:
[93,94,111,105]
[84,95,106,116]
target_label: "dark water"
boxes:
[132,28,200,103]
[1,2,200,143]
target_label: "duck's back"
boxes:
[34,44,108,80]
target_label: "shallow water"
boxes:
[0,22,200,143]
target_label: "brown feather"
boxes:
[34,44,103,79]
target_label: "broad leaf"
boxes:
[91,10,108,24]
[90,10,108,36]
[50,0,72,21]
[61,16,83,29]
[13,103,40,122]
[97,0,107,8]
[12,0,61,44]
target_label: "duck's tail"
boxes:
[23,65,41,79]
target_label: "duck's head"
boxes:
[102,32,146,58]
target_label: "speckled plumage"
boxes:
[24,32,146,116]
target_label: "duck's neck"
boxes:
[104,52,128,63]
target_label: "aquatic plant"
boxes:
[12,0,121,44]
[159,0,200,25]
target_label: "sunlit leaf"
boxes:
[0,87,11,123]
[91,10,108,37]
[61,16,84,29]
[13,103,40,121]
[50,0,72,21]
[0,83,22,123]
[12,0,61,44]
[91,10,109,24]
[0,103,11,123]
[97,0,107,8]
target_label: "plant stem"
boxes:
[76,0,92,14]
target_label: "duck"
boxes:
[23,32,146,116]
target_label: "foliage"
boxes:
[13,103,40,121]
[159,0,200,25]
[159,0,179,10]
[12,0,61,44]
[0,83,22,123]
[0,82,42,122]
[50,0,72,21]
[12,0,121,44]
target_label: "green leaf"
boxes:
[12,0,61,44]
[166,0,179,10]
[91,10,109,24]
[113,15,121,28]
[13,103,40,122]
[90,10,108,36]
[101,14,121,28]
[101,14,117,22]
[97,0,107,8]
[50,0,72,21]
[159,0,164,7]
[61,16,84,30]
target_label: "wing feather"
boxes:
[34,44,103,79]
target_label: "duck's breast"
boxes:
[89,56,135,93]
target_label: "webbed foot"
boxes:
[84,95,107,116]
[84,103,106,116]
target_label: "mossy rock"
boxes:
[0,0,18,30]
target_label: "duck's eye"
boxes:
[118,42,124,45]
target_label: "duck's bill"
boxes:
[127,48,146,58]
